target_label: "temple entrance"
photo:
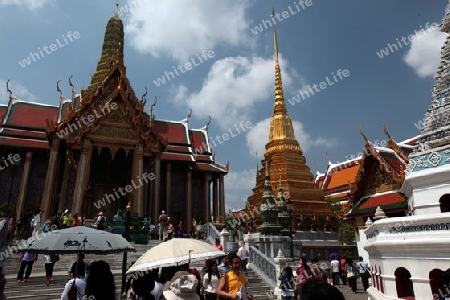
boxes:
[84,147,132,220]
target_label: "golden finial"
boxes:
[325,151,330,162]
[126,201,131,211]
[359,125,368,142]
[57,80,65,101]
[6,79,15,102]
[383,122,393,142]
[69,75,76,97]
[114,2,119,17]
[149,96,157,119]
[141,86,148,101]
[186,108,192,122]
[205,115,211,130]
[272,7,279,64]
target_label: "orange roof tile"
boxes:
[327,165,359,190]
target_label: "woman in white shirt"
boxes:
[202,260,220,300]
[237,241,249,274]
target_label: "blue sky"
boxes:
[0,0,447,210]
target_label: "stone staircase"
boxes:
[1,239,276,299]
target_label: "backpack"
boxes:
[50,254,59,263]
[68,280,78,300]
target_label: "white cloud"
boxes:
[125,0,252,61]
[245,118,338,157]
[0,0,53,9]
[0,79,36,104]
[403,25,447,78]
[224,168,257,211]
[174,55,294,130]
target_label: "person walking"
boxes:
[85,260,117,300]
[217,253,253,300]
[158,210,168,240]
[218,254,231,275]
[214,238,223,251]
[357,256,371,292]
[202,260,220,300]
[44,253,58,286]
[167,218,174,240]
[296,257,314,296]
[7,214,16,241]
[68,253,87,279]
[16,252,37,283]
[330,256,340,286]
[237,241,249,274]
[339,256,347,286]
[31,209,43,236]
[346,258,357,293]
[278,266,295,300]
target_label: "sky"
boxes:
[0,0,448,211]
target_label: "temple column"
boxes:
[219,174,225,216]
[16,152,33,218]
[204,174,210,223]
[213,176,218,218]
[165,162,172,217]
[133,144,144,215]
[186,169,192,233]
[72,139,93,215]
[42,140,60,221]
[58,159,70,213]
[154,157,161,217]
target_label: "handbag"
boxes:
[347,270,356,278]
[364,270,372,278]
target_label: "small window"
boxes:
[395,267,415,299]
[439,194,450,213]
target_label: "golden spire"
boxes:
[87,9,125,95]
[266,8,298,147]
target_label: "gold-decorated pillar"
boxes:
[219,174,225,216]
[58,159,71,213]
[204,174,210,223]
[186,169,192,233]
[212,176,218,218]
[72,139,93,215]
[16,152,33,218]
[41,140,60,221]
[165,161,171,217]
[133,144,144,215]
[154,157,161,217]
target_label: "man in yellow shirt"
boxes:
[217,253,253,299]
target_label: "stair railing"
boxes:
[0,218,8,247]
[249,245,277,289]
[205,222,220,245]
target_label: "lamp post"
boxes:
[121,201,131,295]
[5,162,18,218]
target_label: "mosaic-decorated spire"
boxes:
[262,161,276,206]
[419,7,450,142]
[407,4,450,174]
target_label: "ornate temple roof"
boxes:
[342,129,411,222]
[0,12,227,174]
[0,98,58,150]
[346,191,407,219]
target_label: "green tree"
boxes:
[326,196,355,245]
